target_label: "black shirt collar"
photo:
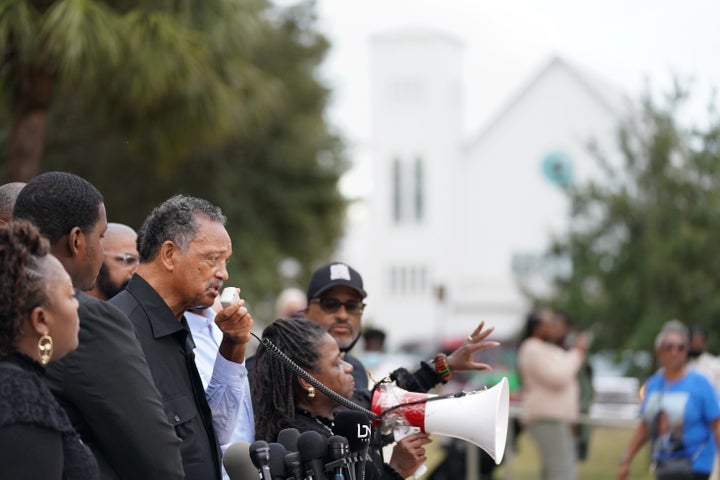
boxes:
[126,274,188,340]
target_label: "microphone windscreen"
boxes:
[223,441,260,480]
[327,435,349,461]
[277,427,300,452]
[333,411,371,452]
[284,451,303,480]
[268,443,287,479]
[249,440,270,469]
[297,430,327,462]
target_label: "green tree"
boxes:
[540,86,720,353]
[32,0,347,315]
[0,0,276,180]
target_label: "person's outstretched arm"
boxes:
[617,421,648,480]
[392,321,500,393]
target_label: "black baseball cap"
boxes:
[306,262,367,301]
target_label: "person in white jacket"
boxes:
[517,308,588,480]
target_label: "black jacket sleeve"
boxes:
[390,361,444,393]
[46,293,184,479]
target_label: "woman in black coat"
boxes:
[251,318,430,479]
[0,221,98,479]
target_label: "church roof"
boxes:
[466,55,630,148]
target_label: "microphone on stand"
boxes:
[284,451,304,480]
[333,411,371,480]
[249,440,273,480]
[268,442,288,480]
[278,428,300,452]
[223,442,261,480]
[325,435,350,480]
[297,430,328,480]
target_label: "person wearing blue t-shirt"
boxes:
[617,320,720,480]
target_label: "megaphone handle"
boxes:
[392,426,428,478]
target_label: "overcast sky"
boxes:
[313,0,720,143]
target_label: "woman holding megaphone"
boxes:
[251,318,431,479]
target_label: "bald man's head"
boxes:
[88,222,139,300]
[105,222,137,242]
[0,182,26,224]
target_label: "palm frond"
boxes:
[199,0,267,56]
[115,10,208,109]
[0,0,41,63]
[38,0,123,82]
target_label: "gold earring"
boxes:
[38,334,53,366]
[307,386,315,399]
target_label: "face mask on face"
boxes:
[687,349,703,359]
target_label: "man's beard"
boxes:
[96,263,129,300]
[339,331,362,353]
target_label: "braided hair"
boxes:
[0,221,52,358]
[251,318,327,442]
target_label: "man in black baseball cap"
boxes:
[304,262,367,353]
[306,262,367,301]
[303,262,499,406]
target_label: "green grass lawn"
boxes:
[496,426,654,479]
[422,426,655,480]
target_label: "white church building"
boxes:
[336,29,629,347]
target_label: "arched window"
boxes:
[414,157,424,221]
[392,157,402,223]
[391,155,424,224]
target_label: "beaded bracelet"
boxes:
[433,353,453,382]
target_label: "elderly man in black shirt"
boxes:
[111,195,253,480]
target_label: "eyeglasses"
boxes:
[660,342,687,352]
[311,297,365,315]
[105,252,139,267]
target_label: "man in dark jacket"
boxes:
[14,171,184,479]
[303,262,499,404]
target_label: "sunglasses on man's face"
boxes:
[660,342,687,353]
[311,297,365,315]
[105,252,139,267]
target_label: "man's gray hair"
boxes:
[654,319,689,350]
[137,195,226,262]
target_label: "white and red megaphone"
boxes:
[371,377,510,464]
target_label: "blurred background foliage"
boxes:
[533,85,720,356]
[5,1,720,349]
[0,0,346,320]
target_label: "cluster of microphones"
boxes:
[224,411,373,480]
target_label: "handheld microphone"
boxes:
[249,440,272,480]
[284,451,304,480]
[326,435,350,480]
[333,411,371,480]
[278,427,300,452]
[297,430,328,480]
[223,441,262,480]
[268,442,288,480]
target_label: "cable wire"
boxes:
[252,332,379,420]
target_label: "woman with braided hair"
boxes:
[0,221,98,479]
[251,317,431,479]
